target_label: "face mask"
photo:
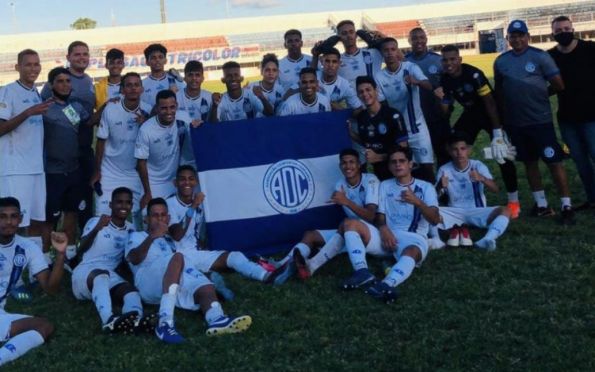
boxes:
[554,32,574,47]
[52,88,70,102]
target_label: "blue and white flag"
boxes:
[192,111,352,256]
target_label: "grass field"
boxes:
[6,74,595,371]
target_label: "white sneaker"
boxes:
[475,238,496,252]
[428,237,446,250]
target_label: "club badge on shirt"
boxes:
[62,104,81,126]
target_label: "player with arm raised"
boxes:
[437,44,520,218]
[247,54,285,115]
[73,187,156,335]
[436,132,511,250]
[0,197,67,367]
[126,198,252,344]
[278,67,330,116]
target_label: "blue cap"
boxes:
[507,20,529,34]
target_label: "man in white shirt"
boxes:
[278,67,331,116]
[279,29,313,91]
[141,44,185,109]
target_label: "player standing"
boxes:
[141,44,185,108]
[279,29,312,91]
[278,67,330,116]
[175,61,214,123]
[95,48,125,110]
[246,54,286,114]
[313,48,362,111]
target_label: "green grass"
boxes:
[6,87,595,371]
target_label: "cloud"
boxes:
[229,0,281,8]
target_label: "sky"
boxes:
[0,0,448,35]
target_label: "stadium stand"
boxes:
[376,20,422,38]
[106,36,229,55]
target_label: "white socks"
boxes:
[383,256,416,287]
[0,330,44,366]
[122,292,143,317]
[507,191,519,202]
[345,231,368,271]
[205,301,224,324]
[226,251,268,281]
[307,234,345,275]
[159,284,178,327]
[532,190,548,208]
[560,197,571,209]
[92,274,113,324]
[484,215,510,241]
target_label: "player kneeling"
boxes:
[72,187,155,335]
[167,165,288,286]
[341,146,440,303]
[436,133,511,251]
[0,197,67,367]
[127,198,251,344]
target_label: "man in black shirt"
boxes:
[353,76,408,181]
[548,16,595,211]
[436,45,520,218]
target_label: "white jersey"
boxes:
[126,231,175,277]
[134,116,181,185]
[176,88,213,122]
[97,100,152,180]
[339,48,384,88]
[0,81,44,176]
[335,173,380,219]
[278,93,330,116]
[80,217,134,269]
[375,62,429,137]
[436,160,493,208]
[216,88,265,122]
[173,110,196,168]
[318,72,362,109]
[0,235,47,309]
[107,82,122,101]
[378,178,438,237]
[279,54,312,91]
[246,81,286,113]
[166,195,205,253]
[141,74,186,108]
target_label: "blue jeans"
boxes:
[560,120,595,203]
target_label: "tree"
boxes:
[70,17,97,30]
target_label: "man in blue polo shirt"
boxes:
[494,20,574,224]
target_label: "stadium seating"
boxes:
[376,20,421,38]
[105,36,229,55]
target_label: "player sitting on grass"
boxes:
[212,61,270,121]
[436,132,511,251]
[0,197,67,367]
[341,146,440,303]
[166,165,288,285]
[73,187,156,335]
[267,149,380,283]
[127,198,252,344]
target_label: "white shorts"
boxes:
[180,249,225,273]
[0,174,46,226]
[95,175,142,216]
[0,310,30,342]
[408,125,434,165]
[438,207,498,230]
[135,256,211,311]
[366,228,429,264]
[150,182,176,199]
[71,263,127,300]
[350,221,384,257]
[315,229,337,243]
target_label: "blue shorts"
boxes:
[507,123,564,163]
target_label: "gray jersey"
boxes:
[494,46,560,127]
[43,100,89,173]
[405,51,443,124]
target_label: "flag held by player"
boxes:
[192,111,352,256]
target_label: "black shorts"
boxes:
[506,123,564,163]
[45,170,84,221]
[453,109,492,144]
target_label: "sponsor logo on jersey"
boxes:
[13,253,26,267]
[263,159,315,214]
[543,146,555,158]
[428,65,438,74]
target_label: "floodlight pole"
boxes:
[160,0,166,24]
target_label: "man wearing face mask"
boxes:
[548,16,595,212]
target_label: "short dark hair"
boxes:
[551,15,571,26]
[176,165,197,177]
[17,49,38,65]
[156,89,176,104]
[355,75,376,89]
[441,44,460,55]
[147,198,168,215]
[337,20,355,31]
[112,187,133,201]
[184,60,204,74]
[144,43,167,60]
[409,27,426,36]
[447,131,471,146]
[339,148,360,161]
[68,41,89,55]
[106,48,124,62]
[380,37,399,48]
[121,72,142,88]
[261,53,279,69]
[387,145,413,161]
[222,61,241,71]
[322,48,341,59]
[48,67,71,84]
[299,67,317,78]
[284,29,302,40]
[0,197,20,211]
